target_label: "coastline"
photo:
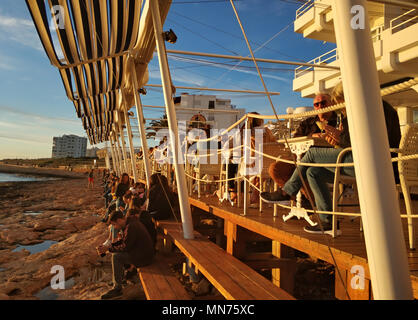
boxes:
[0,164,86,179]
[0,173,146,300]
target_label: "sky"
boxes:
[0,0,336,159]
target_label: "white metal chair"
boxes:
[331,147,357,238]
[331,124,418,247]
[394,123,418,250]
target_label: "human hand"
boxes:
[324,125,341,146]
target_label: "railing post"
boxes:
[332,0,413,299]
[150,0,194,239]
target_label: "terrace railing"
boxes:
[390,9,418,34]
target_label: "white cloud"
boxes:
[0,13,43,51]
[149,68,207,87]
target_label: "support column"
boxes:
[272,241,296,295]
[114,130,125,175]
[108,140,116,173]
[118,119,130,175]
[130,59,152,187]
[332,0,412,299]
[124,108,138,182]
[110,134,120,177]
[150,0,194,239]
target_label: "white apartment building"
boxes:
[173,94,246,132]
[52,134,87,158]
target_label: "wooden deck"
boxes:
[187,193,418,299]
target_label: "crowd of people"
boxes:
[96,170,177,299]
[89,81,401,299]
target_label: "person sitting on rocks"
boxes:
[97,210,155,299]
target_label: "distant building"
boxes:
[174,94,246,131]
[86,147,100,158]
[52,134,87,158]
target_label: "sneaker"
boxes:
[304,224,342,236]
[260,191,290,203]
[101,287,123,300]
[303,224,332,234]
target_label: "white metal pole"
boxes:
[114,130,126,175]
[145,84,280,95]
[108,139,117,174]
[165,49,340,70]
[332,0,412,299]
[243,117,250,216]
[124,108,139,182]
[150,0,194,239]
[104,142,111,170]
[109,134,119,176]
[118,118,130,176]
[130,59,153,187]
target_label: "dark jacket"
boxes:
[115,182,130,200]
[109,216,154,267]
[148,185,174,220]
[332,100,401,181]
[294,113,338,138]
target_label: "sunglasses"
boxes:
[314,100,328,108]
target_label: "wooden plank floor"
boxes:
[188,193,418,293]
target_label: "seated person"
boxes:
[225,112,276,204]
[114,173,131,211]
[261,83,401,235]
[126,208,157,247]
[97,210,155,299]
[267,93,338,206]
[148,173,175,220]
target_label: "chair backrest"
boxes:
[398,123,418,186]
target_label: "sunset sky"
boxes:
[0,0,335,159]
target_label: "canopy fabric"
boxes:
[26,0,172,144]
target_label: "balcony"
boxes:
[294,0,385,43]
[293,10,418,100]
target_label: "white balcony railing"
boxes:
[294,25,384,79]
[295,0,315,19]
[294,48,338,79]
[390,9,418,34]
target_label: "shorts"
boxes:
[88,177,94,183]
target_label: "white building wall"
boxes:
[174,94,246,133]
[52,134,87,158]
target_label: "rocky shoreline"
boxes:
[0,164,86,179]
[0,172,146,300]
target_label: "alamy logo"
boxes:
[51,5,65,30]
[50,265,65,290]
[350,265,365,290]
[351,5,365,30]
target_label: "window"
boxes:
[208,101,215,109]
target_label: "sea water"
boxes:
[0,172,57,182]
[12,240,58,254]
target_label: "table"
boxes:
[278,136,332,225]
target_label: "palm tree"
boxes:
[146,113,169,139]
